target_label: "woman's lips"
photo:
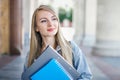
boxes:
[47,28,55,32]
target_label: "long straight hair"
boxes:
[28,5,73,67]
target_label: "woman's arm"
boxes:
[70,41,92,80]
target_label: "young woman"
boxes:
[22,5,92,80]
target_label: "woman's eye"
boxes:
[40,20,47,23]
[52,18,57,21]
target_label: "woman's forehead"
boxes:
[36,10,56,18]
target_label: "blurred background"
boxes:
[0,0,120,80]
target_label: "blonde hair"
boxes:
[28,5,73,67]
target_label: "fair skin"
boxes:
[35,10,59,50]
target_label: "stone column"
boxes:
[9,0,22,55]
[93,0,120,56]
[0,0,9,54]
[72,0,85,44]
[82,0,97,47]
[22,0,30,47]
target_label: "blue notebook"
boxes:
[31,59,72,80]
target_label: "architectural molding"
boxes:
[92,40,120,56]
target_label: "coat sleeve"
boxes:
[21,51,29,80]
[23,51,29,72]
[70,41,92,80]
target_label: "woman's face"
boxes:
[35,10,59,37]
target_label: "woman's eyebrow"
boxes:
[39,15,56,21]
[40,18,46,20]
[51,15,56,18]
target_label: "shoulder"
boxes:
[69,41,83,56]
[69,41,81,51]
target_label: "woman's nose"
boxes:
[48,20,53,27]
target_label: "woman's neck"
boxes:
[42,36,57,49]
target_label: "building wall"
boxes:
[0,0,120,56]
[0,0,23,55]
[93,0,120,56]
[73,0,120,56]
